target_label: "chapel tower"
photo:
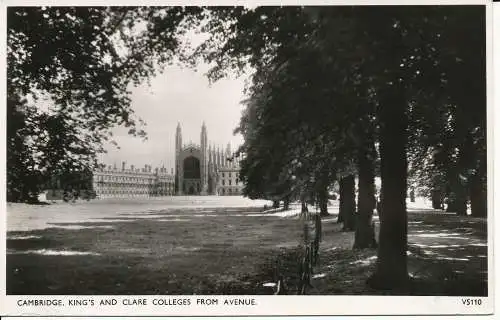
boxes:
[200,122,208,195]
[175,122,183,195]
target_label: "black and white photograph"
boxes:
[3,1,493,316]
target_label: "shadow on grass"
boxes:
[269,211,488,296]
[7,208,487,295]
[271,246,488,296]
[7,207,303,295]
[8,253,182,294]
[7,237,60,252]
[7,243,299,295]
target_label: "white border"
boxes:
[0,295,495,316]
[0,0,493,6]
[0,0,495,317]
[0,0,8,305]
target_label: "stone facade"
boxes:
[175,122,243,196]
[92,122,243,198]
[93,163,175,198]
[217,166,244,196]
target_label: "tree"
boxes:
[363,6,486,287]
[191,6,486,290]
[403,7,486,217]
[7,95,44,202]
[354,113,378,249]
[441,7,486,217]
[339,175,356,231]
[7,6,203,202]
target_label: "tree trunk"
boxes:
[337,180,344,223]
[337,210,344,223]
[272,200,280,209]
[367,85,409,290]
[318,179,329,216]
[470,158,487,217]
[470,177,486,218]
[319,195,328,216]
[337,181,344,224]
[301,193,309,213]
[283,195,291,211]
[409,189,415,203]
[339,175,356,231]
[431,189,443,209]
[354,136,378,249]
[446,173,468,216]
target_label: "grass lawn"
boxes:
[6,198,488,295]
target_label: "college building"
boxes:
[92,163,175,198]
[92,122,243,198]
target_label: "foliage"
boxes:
[192,5,487,288]
[7,6,204,202]
[404,7,486,216]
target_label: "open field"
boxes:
[6,197,487,295]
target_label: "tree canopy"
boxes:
[7,6,203,201]
[191,5,487,288]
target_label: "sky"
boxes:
[98,64,248,172]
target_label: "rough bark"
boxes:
[354,137,378,249]
[339,175,356,231]
[337,180,344,223]
[367,85,409,290]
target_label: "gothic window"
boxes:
[229,180,232,186]
[183,156,201,179]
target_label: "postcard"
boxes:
[1,0,494,316]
